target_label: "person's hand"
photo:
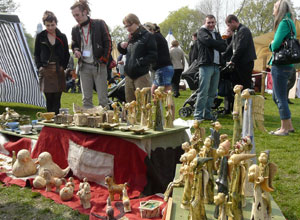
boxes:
[118,60,124,65]
[74,50,82,59]
[120,42,128,49]
[0,69,14,83]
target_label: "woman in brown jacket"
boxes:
[34,11,70,114]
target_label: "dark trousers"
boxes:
[233,61,254,89]
[171,69,183,96]
[44,92,62,115]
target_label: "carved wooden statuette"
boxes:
[210,121,222,149]
[122,186,131,213]
[258,151,277,220]
[214,192,233,220]
[121,102,127,123]
[199,137,217,204]
[127,101,137,125]
[77,178,91,209]
[106,196,116,220]
[12,149,37,177]
[228,153,256,220]
[180,148,197,210]
[146,103,153,129]
[164,90,174,128]
[153,88,164,131]
[105,176,128,201]
[111,102,120,123]
[248,164,265,220]
[188,156,213,220]
[140,87,151,126]
[135,88,142,123]
[233,84,243,126]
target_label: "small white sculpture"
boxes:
[12,149,37,177]
[77,178,91,209]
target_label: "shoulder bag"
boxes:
[273,19,300,65]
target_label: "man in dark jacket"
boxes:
[71,1,112,108]
[118,13,157,102]
[225,14,257,89]
[194,15,227,121]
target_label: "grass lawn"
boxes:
[1,90,300,219]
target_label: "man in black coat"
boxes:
[225,14,257,89]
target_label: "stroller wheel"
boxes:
[179,107,191,118]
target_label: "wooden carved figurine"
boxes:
[233,84,243,126]
[135,88,142,123]
[199,137,217,204]
[77,178,91,209]
[140,87,151,126]
[122,186,131,213]
[188,156,213,220]
[146,103,153,129]
[248,164,265,220]
[105,176,128,201]
[60,179,75,201]
[258,151,277,220]
[12,149,37,177]
[106,196,116,220]
[11,150,16,167]
[210,121,222,149]
[190,120,205,152]
[164,90,174,128]
[228,153,256,220]
[42,169,65,193]
[180,148,197,209]
[214,192,233,220]
[121,102,127,123]
[111,102,120,123]
[153,88,164,131]
[127,101,137,125]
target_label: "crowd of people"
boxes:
[1,0,296,135]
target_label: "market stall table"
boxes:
[30,122,189,195]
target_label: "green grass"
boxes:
[1,90,300,219]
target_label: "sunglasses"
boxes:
[124,23,133,28]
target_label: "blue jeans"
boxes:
[153,65,174,86]
[271,65,293,120]
[194,65,220,120]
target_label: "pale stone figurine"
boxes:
[36,152,70,178]
[12,149,37,177]
[60,178,75,201]
[106,196,116,220]
[42,168,65,193]
[164,90,175,128]
[77,177,91,209]
[122,186,131,213]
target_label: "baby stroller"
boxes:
[108,77,126,104]
[178,61,230,118]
